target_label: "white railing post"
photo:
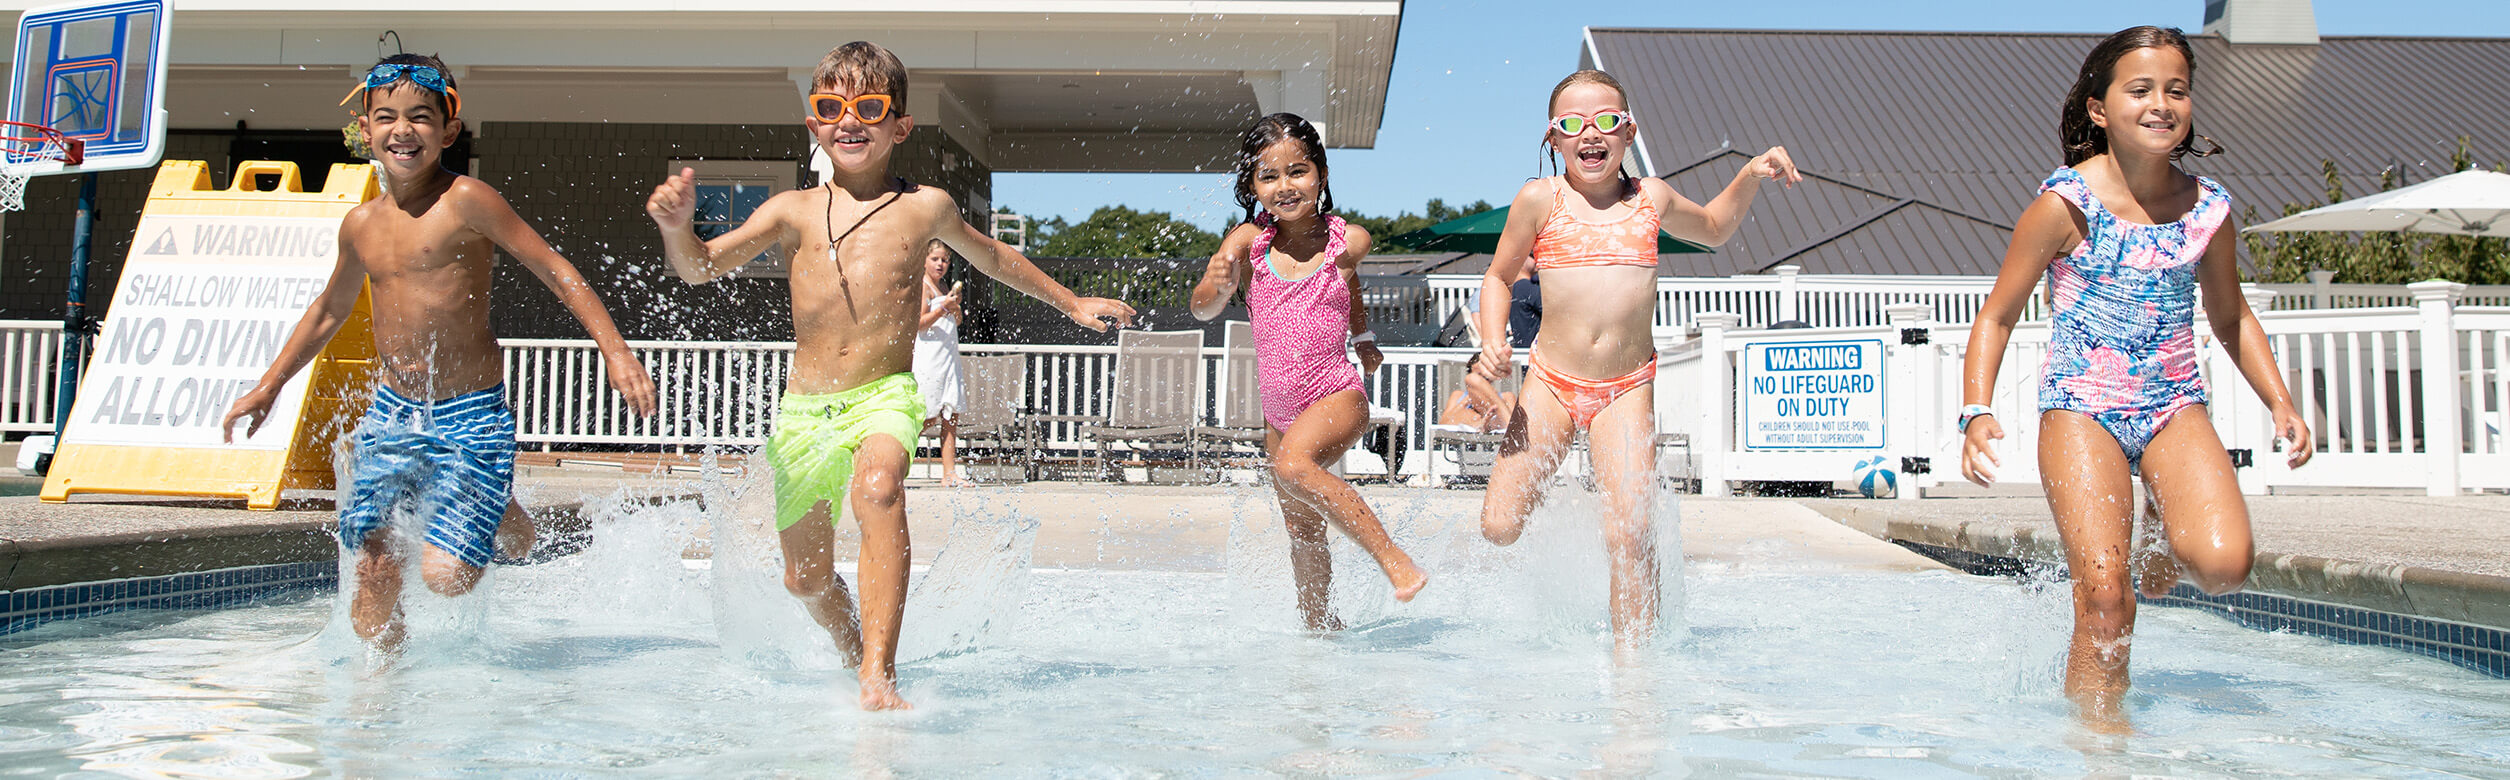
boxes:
[1883,302,1934,500]
[2409,280,2466,496]
[1774,265,1802,324]
[2229,284,2278,495]
[1695,312,1740,496]
[2307,269,2336,310]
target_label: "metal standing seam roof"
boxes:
[1587,28,2510,277]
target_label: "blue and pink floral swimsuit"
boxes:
[2038,166,2230,468]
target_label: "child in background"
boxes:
[647,41,1132,709]
[223,54,657,651]
[1960,25,2309,732]
[914,239,966,486]
[1436,354,1515,433]
[1475,69,1797,651]
[1190,113,1428,631]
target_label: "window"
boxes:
[669,159,798,277]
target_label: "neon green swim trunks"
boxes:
[768,372,926,530]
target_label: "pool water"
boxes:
[2,484,2506,777]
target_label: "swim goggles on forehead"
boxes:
[1550,110,1633,136]
[804,93,895,124]
[337,63,461,117]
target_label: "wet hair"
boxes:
[2060,26,2224,166]
[1232,113,1334,225]
[362,52,458,117]
[1546,69,1629,116]
[815,41,909,102]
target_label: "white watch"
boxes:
[1347,330,1377,346]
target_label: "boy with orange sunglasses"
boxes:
[645,41,1134,711]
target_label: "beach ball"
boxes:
[1853,456,1897,499]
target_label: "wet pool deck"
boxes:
[1802,494,2510,631]
[5,463,2502,632]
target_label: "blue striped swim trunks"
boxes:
[338,384,517,568]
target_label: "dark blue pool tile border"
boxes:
[0,561,337,637]
[1893,540,2510,680]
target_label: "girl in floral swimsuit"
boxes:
[1960,25,2313,732]
[1191,113,1427,631]
[1474,69,1798,652]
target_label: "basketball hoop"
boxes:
[0,120,83,212]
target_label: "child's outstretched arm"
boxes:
[1338,225,1382,374]
[221,218,371,442]
[932,199,1136,332]
[646,167,791,284]
[1958,192,2078,486]
[2197,213,2312,468]
[1190,224,1259,321]
[1476,181,1550,380]
[454,179,658,416]
[1658,147,1801,246]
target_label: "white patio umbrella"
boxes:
[2244,169,2510,237]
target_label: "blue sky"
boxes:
[993,0,2510,230]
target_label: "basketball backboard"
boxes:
[7,0,169,174]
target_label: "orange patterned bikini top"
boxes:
[1530,177,1662,271]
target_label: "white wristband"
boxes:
[1347,330,1377,345]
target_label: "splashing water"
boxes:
[0,476,2504,775]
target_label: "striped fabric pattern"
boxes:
[338,384,517,568]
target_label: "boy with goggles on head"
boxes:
[225,53,658,653]
[646,40,1134,711]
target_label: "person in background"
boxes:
[914,239,966,486]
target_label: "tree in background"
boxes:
[1344,198,1498,253]
[2244,138,2509,285]
[1019,205,1223,259]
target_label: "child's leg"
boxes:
[1268,389,1429,606]
[418,547,487,597]
[1585,386,1661,649]
[938,416,960,486]
[2135,406,2255,596]
[350,535,408,650]
[494,498,536,562]
[778,500,865,668]
[1263,448,1340,632]
[2038,410,2139,732]
[1480,382,1578,546]
[848,433,914,711]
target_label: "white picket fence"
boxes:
[1661,281,2510,497]
[0,320,62,433]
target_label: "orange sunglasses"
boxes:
[805,93,895,124]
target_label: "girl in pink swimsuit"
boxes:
[1191,113,1428,631]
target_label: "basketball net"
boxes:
[0,124,78,212]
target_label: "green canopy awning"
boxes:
[1386,206,1711,254]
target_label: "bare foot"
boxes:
[494,502,538,563]
[1303,611,1347,633]
[2072,690,2133,735]
[1388,564,1428,603]
[859,675,913,711]
[2132,528,2179,599]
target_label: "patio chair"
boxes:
[1079,330,1203,481]
[951,353,1037,482]
[1192,321,1267,475]
[1424,357,1519,487]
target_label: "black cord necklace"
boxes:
[825,177,905,252]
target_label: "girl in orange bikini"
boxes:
[1474,69,1798,650]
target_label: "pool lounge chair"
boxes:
[1079,330,1202,481]
[951,353,1037,482]
[1192,322,1266,476]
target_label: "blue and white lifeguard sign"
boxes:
[8,0,170,173]
[1740,339,1887,450]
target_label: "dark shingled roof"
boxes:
[1588,28,2510,276]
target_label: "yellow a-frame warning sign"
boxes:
[42,160,378,509]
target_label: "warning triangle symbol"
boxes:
[141,229,179,256]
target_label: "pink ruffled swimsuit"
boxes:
[1247,214,1364,432]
